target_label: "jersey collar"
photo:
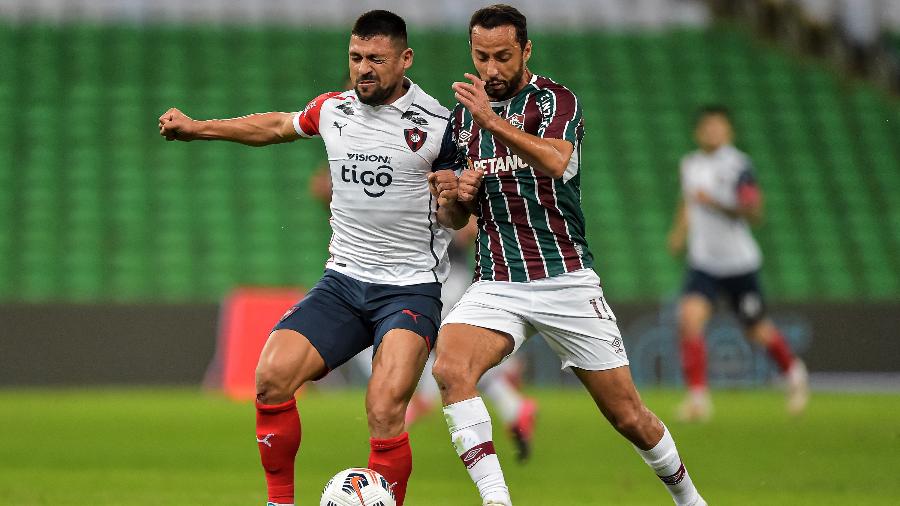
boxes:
[356,77,419,114]
[704,144,736,158]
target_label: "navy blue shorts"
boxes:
[682,268,767,326]
[272,269,442,374]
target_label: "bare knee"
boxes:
[679,314,706,340]
[609,402,661,448]
[745,319,773,345]
[367,391,407,436]
[679,297,710,339]
[255,361,299,405]
[432,355,478,394]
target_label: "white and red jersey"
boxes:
[292,79,461,285]
[680,144,763,276]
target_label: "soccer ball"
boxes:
[320,467,396,506]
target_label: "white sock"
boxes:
[443,397,511,503]
[479,369,522,424]
[634,426,703,506]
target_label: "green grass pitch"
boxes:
[2,387,899,505]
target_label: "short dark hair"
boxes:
[352,10,408,48]
[696,104,732,125]
[469,4,528,50]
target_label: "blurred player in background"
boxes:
[429,5,705,506]
[667,105,809,422]
[159,10,464,506]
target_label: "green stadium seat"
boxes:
[1,24,898,303]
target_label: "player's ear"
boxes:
[402,47,414,70]
[523,40,532,63]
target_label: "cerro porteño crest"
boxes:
[404,127,426,152]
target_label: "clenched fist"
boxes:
[428,169,459,207]
[457,168,484,202]
[158,108,198,141]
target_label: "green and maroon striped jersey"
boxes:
[448,74,592,282]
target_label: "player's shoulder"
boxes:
[722,145,754,170]
[682,150,704,166]
[301,90,353,113]
[532,74,579,101]
[406,86,452,129]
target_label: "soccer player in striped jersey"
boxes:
[667,106,809,421]
[427,5,705,506]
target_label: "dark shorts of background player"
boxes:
[273,269,442,379]
[682,268,767,327]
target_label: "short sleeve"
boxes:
[292,92,342,138]
[736,161,762,207]
[536,88,582,144]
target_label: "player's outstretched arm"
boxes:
[453,74,573,179]
[158,108,300,146]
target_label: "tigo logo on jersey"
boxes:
[404,127,427,152]
[341,162,394,198]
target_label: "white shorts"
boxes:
[442,268,629,371]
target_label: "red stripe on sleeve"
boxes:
[738,183,761,208]
[295,91,343,137]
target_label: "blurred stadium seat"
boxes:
[1,23,898,304]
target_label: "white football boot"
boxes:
[676,388,713,423]
[786,359,810,415]
[482,493,512,506]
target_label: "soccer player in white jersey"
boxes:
[158,11,463,506]
[426,5,706,506]
[667,105,809,421]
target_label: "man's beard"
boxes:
[355,78,397,106]
[484,64,526,101]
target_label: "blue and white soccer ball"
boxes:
[320,467,396,506]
